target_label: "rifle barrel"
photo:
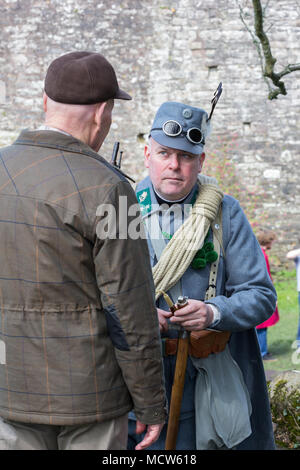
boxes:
[110,141,135,183]
[111,141,120,165]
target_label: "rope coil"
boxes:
[153,178,223,300]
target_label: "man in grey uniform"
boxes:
[128,93,277,450]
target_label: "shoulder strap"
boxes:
[205,204,223,301]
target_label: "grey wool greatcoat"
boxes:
[0,130,166,426]
[135,176,277,450]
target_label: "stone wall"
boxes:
[0,0,299,264]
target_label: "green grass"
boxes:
[263,270,300,372]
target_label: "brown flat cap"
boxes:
[44,51,132,104]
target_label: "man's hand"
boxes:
[135,420,165,450]
[169,299,214,331]
[157,307,173,332]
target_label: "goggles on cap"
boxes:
[151,82,223,146]
[152,121,205,145]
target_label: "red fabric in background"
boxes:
[256,247,279,329]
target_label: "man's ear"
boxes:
[94,102,106,127]
[144,144,150,168]
[199,152,206,171]
[43,92,48,113]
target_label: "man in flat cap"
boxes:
[127,95,277,450]
[0,51,166,450]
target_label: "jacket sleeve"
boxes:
[207,196,277,332]
[93,179,167,425]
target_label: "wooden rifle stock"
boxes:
[165,328,190,450]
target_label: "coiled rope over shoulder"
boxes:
[153,177,223,300]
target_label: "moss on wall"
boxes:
[269,371,300,449]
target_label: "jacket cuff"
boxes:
[205,302,221,328]
[135,404,167,425]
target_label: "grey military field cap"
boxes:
[150,101,210,155]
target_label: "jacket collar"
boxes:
[13,128,126,179]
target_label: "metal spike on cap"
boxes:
[207,82,223,121]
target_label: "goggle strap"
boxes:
[150,132,204,146]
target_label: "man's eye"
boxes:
[181,154,193,159]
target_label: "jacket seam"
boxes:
[0,192,93,239]
[91,178,133,237]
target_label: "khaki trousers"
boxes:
[0,414,128,450]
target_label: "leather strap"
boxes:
[162,330,231,358]
[162,338,178,356]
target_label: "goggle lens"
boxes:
[163,120,182,136]
[153,121,204,145]
[187,127,203,144]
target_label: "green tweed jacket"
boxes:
[0,129,166,426]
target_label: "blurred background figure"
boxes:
[286,244,300,352]
[256,231,279,361]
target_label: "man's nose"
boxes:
[168,154,180,169]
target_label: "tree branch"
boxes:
[236,0,272,94]
[277,63,300,78]
[239,0,300,99]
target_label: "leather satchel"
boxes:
[189,330,231,359]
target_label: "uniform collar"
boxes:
[136,176,198,217]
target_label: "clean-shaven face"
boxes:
[144,137,205,201]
